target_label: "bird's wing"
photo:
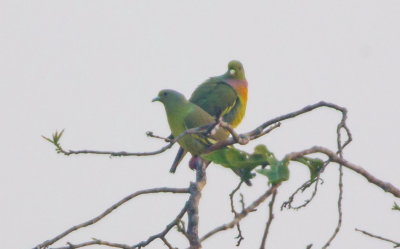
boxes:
[183,106,227,145]
[169,106,213,174]
[190,79,238,118]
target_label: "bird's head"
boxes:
[152,89,187,106]
[226,60,246,80]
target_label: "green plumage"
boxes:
[153,89,229,156]
[190,60,247,128]
[190,79,238,120]
[170,60,248,173]
[154,89,252,185]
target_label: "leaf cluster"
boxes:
[203,145,324,185]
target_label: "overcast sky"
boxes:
[1,1,399,249]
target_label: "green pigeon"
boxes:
[153,89,252,185]
[152,89,229,162]
[170,60,248,173]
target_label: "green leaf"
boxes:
[393,202,400,211]
[294,156,324,180]
[256,160,290,184]
[202,145,292,185]
[202,145,270,170]
[41,135,54,144]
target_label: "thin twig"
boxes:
[229,181,244,216]
[284,146,400,198]
[355,228,400,248]
[46,101,346,158]
[235,193,246,246]
[228,181,245,246]
[260,189,278,249]
[131,204,188,248]
[278,101,350,213]
[161,237,176,249]
[206,101,351,152]
[321,112,349,248]
[50,203,188,249]
[53,239,131,249]
[33,188,189,249]
[146,131,173,142]
[200,183,281,242]
[219,120,249,145]
[281,160,327,211]
[281,178,318,210]
[177,220,191,242]
[46,123,215,157]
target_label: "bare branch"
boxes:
[228,181,245,246]
[187,161,207,249]
[219,120,249,145]
[45,123,215,157]
[45,101,346,159]
[177,220,191,242]
[356,228,400,248]
[206,101,350,152]
[146,131,173,142]
[321,106,350,248]
[281,176,323,210]
[33,187,189,249]
[161,237,177,249]
[53,239,132,249]
[260,189,278,249]
[131,203,188,248]
[285,146,400,198]
[322,165,343,249]
[200,183,281,242]
[229,181,244,216]
[50,201,189,249]
[38,100,400,249]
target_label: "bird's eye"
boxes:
[163,92,168,96]
[229,69,235,75]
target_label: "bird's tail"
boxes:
[169,147,187,173]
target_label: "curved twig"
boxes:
[33,187,189,249]
[356,228,400,248]
[45,101,347,158]
[285,146,400,198]
[260,189,278,249]
[200,183,281,242]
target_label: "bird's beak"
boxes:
[152,96,160,102]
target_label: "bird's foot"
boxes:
[204,116,223,136]
[189,156,202,170]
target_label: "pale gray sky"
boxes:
[1,1,399,249]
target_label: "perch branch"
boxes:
[206,101,351,152]
[45,101,347,158]
[44,123,215,157]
